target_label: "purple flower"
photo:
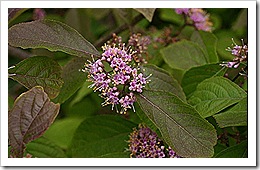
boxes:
[174,8,212,32]
[175,8,190,15]
[83,38,151,114]
[128,125,181,158]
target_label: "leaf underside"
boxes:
[134,8,156,22]
[8,86,60,157]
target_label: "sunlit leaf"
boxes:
[137,90,217,158]
[8,86,60,157]
[181,63,226,99]
[142,64,186,101]
[188,76,247,118]
[8,56,63,99]
[26,137,67,158]
[190,30,219,63]
[68,115,137,158]
[160,40,207,71]
[134,8,156,22]
[53,57,87,104]
[8,19,100,57]
[214,140,247,158]
[213,97,247,128]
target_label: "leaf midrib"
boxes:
[139,93,212,152]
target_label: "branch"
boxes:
[94,14,144,48]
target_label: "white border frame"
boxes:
[1,0,256,167]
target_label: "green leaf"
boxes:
[43,118,84,150]
[68,115,137,158]
[190,30,219,63]
[181,63,226,99]
[232,9,247,36]
[8,19,100,57]
[8,56,63,99]
[215,31,240,60]
[137,90,217,158]
[160,40,207,71]
[188,76,247,118]
[213,97,247,128]
[8,86,60,157]
[8,8,29,24]
[26,137,67,158]
[214,140,247,158]
[70,80,93,106]
[134,8,156,22]
[53,57,87,104]
[142,64,186,102]
[159,8,184,25]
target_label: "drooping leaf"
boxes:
[8,86,60,158]
[190,30,219,63]
[213,97,247,128]
[134,8,156,22]
[160,40,208,71]
[142,64,186,101]
[188,76,247,118]
[8,8,29,24]
[181,63,226,99]
[53,57,87,104]
[8,19,100,58]
[8,56,63,99]
[214,140,247,158]
[26,136,67,158]
[137,90,217,158]
[68,115,137,158]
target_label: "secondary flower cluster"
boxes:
[222,38,248,68]
[128,125,181,158]
[83,36,151,114]
[175,8,213,32]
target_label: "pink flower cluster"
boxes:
[128,125,181,158]
[221,38,248,68]
[175,8,213,32]
[83,43,151,114]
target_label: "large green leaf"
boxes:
[181,63,226,99]
[213,97,247,128]
[68,115,137,158]
[53,57,87,104]
[214,140,247,158]
[43,118,84,150]
[8,86,60,157]
[160,40,208,71]
[188,76,247,118]
[137,90,217,158]
[8,56,63,99]
[190,30,219,63]
[142,64,186,101]
[26,137,67,158]
[8,19,100,57]
[134,8,156,22]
